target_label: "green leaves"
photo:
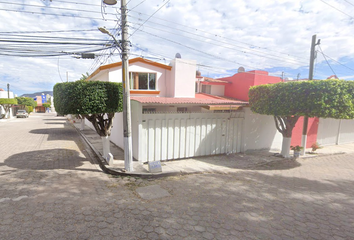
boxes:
[249,79,354,119]
[53,81,123,115]
[0,98,17,105]
[15,97,37,107]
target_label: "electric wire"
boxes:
[319,0,354,19]
[0,1,117,16]
[0,8,118,22]
[319,51,354,73]
[128,9,307,61]
[318,45,338,76]
[129,0,170,37]
[128,0,147,12]
[343,0,354,7]
[130,26,294,71]
[128,19,308,65]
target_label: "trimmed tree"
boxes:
[53,80,123,159]
[0,98,18,118]
[249,79,354,157]
[16,97,37,110]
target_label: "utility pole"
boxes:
[121,0,134,172]
[301,35,320,155]
[7,83,9,98]
[100,0,133,172]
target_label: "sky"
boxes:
[0,0,354,96]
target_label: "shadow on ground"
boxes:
[192,151,301,171]
[1,149,100,172]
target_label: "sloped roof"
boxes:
[87,57,172,81]
[131,93,248,106]
[199,77,229,84]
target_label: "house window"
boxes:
[129,72,156,90]
[201,85,211,94]
[143,108,156,113]
[177,107,188,113]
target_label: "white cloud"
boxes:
[1,0,354,95]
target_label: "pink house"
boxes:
[198,68,319,149]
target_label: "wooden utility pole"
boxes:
[301,35,319,155]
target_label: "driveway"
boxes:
[1,113,354,239]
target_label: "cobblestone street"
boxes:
[1,113,354,239]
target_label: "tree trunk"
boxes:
[83,113,115,161]
[281,137,291,158]
[80,118,85,131]
[274,115,300,158]
[101,136,111,160]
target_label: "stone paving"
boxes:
[1,113,354,239]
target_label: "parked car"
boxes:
[16,110,29,118]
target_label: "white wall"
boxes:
[0,91,14,98]
[91,62,171,97]
[243,108,283,151]
[136,111,244,162]
[317,118,354,145]
[170,58,196,98]
[211,85,225,96]
[131,101,142,160]
[110,112,124,149]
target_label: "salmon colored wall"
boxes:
[291,117,319,148]
[220,70,319,148]
[223,72,255,101]
[222,70,282,101]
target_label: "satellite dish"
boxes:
[237,67,245,73]
[103,0,117,5]
[175,53,182,58]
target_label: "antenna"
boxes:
[175,53,181,58]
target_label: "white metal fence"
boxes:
[138,112,244,162]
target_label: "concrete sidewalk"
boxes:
[72,120,354,177]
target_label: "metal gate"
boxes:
[138,112,244,162]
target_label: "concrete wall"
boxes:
[110,112,124,149]
[131,101,142,160]
[91,62,171,97]
[243,108,283,151]
[291,117,319,148]
[0,91,14,98]
[221,70,281,101]
[317,118,354,145]
[170,58,196,98]
[210,85,225,96]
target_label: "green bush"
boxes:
[249,79,354,119]
[26,106,33,113]
[0,98,18,105]
[54,81,122,115]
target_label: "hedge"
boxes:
[249,79,354,119]
[53,81,123,115]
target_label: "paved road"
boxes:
[1,113,354,239]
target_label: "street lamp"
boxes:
[98,7,134,172]
[103,0,117,5]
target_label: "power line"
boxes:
[319,0,354,19]
[128,19,308,65]
[128,0,147,12]
[343,0,354,7]
[130,0,170,37]
[320,52,354,72]
[0,8,118,22]
[0,1,117,16]
[130,26,269,71]
[128,9,307,61]
[318,46,337,76]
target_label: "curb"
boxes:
[73,123,187,179]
